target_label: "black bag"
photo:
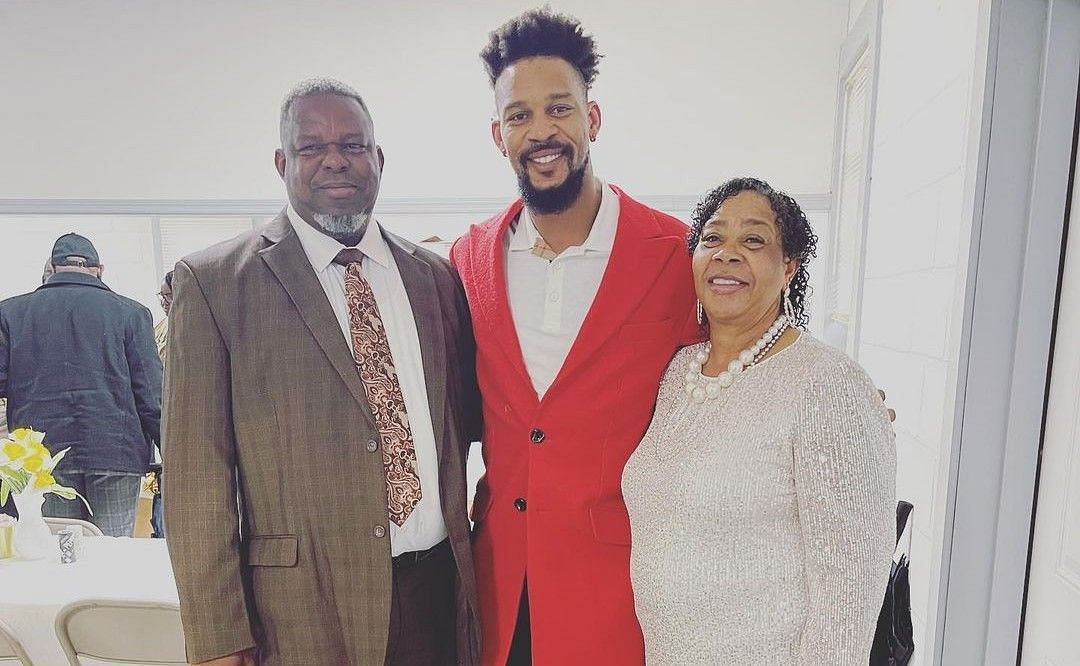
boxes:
[870,501,915,665]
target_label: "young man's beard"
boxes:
[312,212,371,239]
[517,154,590,215]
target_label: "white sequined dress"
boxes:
[622,333,896,665]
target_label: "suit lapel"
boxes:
[385,232,448,460]
[545,190,678,396]
[257,213,377,430]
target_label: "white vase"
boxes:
[12,491,57,560]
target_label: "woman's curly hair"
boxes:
[687,177,818,329]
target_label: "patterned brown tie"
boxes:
[334,248,421,526]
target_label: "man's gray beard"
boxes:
[312,212,371,236]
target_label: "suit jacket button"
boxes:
[529,428,545,444]
[366,439,379,453]
[514,498,527,512]
[373,525,386,538]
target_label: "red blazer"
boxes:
[451,187,699,665]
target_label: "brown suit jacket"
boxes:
[163,212,481,665]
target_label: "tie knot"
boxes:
[333,248,365,266]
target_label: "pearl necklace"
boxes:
[684,315,790,403]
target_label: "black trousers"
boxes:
[385,539,457,666]
[506,579,532,666]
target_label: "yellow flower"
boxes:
[23,452,46,472]
[2,441,26,461]
[0,429,70,497]
[9,428,33,441]
[32,471,55,490]
[2,430,56,470]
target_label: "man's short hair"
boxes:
[279,77,372,146]
[480,8,603,90]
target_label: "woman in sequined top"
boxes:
[622,177,896,665]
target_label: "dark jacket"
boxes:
[0,272,162,473]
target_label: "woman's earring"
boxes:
[696,300,705,326]
[782,286,795,321]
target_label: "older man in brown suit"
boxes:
[163,78,480,666]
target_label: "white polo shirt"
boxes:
[287,206,447,556]
[506,182,620,397]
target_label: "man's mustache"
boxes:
[519,141,572,166]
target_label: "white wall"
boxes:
[848,0,871,28]
[0,0,847,201]
[0,0,849,319]
[854,0,989,662]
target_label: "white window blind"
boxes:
[825,48,872,354]
[158,217,258,273]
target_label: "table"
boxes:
[0,537,178,665]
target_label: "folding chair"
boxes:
[54,599,186,665]
[43,518,104,537]
[0,617,33,665]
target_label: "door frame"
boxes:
[937,0,1080,664]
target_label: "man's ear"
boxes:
[586,100,602,141]
[491,119,506,156]
[274,149,287,179]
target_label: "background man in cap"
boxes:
[0,233,162,536]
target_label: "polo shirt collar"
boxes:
[509,180,618,255]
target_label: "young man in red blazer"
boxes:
[451,9,700,664]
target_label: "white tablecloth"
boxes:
[0,537,178,665]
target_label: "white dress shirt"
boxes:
[287,206,447,556]
[506,182,620,397]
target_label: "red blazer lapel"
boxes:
[464,200,538,404]
[546,188,682,396]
